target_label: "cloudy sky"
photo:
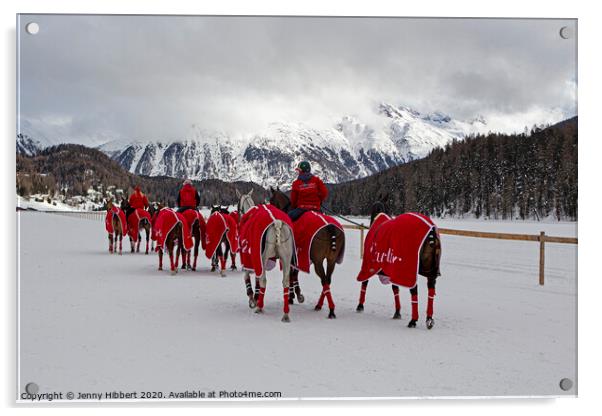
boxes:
[18,15,577,145]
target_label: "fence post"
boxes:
[539,231,545,286]
[360,227,365,259]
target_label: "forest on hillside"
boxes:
[16,144,267,207]
[328,117,577,221]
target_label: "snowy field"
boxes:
[18,212,577,399]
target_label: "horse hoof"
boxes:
[392,311,401,320]
[407,320,417,328]
[255,308,263,314]
[249,299,256,308]
[297,294,305,303]
[356,304,364,312]
[210,267,216,272]
[426,317,435,330]
[281,314,290,323]
[220,271,226,277]
[158,267,162,271]
[171,270,177,276]
[314,305,322,311]
[288,298,294,305]
[328,310,336,319]
[191,267,196,272]
[230,266,237,271]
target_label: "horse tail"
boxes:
[273,220,283,246]
[326,224,337,252]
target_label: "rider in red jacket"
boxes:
[128,185,149,211]
[289,161,328,221]
[177,179,201,213]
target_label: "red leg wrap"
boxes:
[169,252,175,271]
[219,255,226,270]
[283,288,290,314]
[427,287,436,317]
[257,287,266,309]
[323,284,335,310]
[393,286,401,310]
[317,289,326,308]
[411,293,419,321]
[359,281,368,304]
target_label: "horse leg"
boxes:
[281,262,291,323]
[118,233,122,255]
[211,254,217,272]
[392,285,401,319]
[313,260,328,313]
[168,242,176,275]
[108,234,114,253]
[244,271,256,308]
[158,248,163,271]
[408,285,419,328]
[230,252,237,270]
[218,244,226,277]
[356,280,368,312]
[136,233,141,252]
[175,240,181,270]
[145,227,150,255]
[254,276,260,301]
[426,278,436,329]
[255,274,267,313]
[192,238,199,271]
[130,236,135,253]
[324,259,336,319]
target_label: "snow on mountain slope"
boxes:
[25,103,490,186]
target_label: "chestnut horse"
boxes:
[269,188,345,319]
[154,207,186,275]
[209,205,234,276]
[120,198,152,254]
[357,199,442,329]
[105,199,125,255]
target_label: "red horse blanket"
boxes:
[357,212,437,288]
[293,211,344,273]
[205,212,238,258]
[127,208,152,242]
[153,208,193,252]
[238,204,295,276]
[181,209,207,250]
[105,206,127,235]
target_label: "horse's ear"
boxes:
[235,188,241,198]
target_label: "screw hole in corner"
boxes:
[25,22,40,35]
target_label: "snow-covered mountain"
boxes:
[96,103,488,187]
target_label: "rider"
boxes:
[177,179,201,213]
[128,185,149,216]
[288,161,328,222]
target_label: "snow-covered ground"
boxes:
[18,212,576,400]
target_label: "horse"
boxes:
[154,207,190,275]
[209,205,235,276]
[237,189,296,322]
[356,199,442,329]
[269,187,345,319]
[120,198,152,254]
[179,208,206,271]
[105,199,126,255]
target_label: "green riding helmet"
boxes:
[297,161,311,173]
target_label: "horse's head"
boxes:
[237,189,255,215]
[210,205,221,214]
[419,228,442,279]
[269,186,291,212]
[369,193,391,225]
[120,197,130,211]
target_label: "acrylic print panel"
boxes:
[16,14,577,401]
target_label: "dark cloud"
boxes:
[18,15,577,144]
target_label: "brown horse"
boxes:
[154,208,186,275]
[357,200,442,329]
[106,199,125,255]
[269,188,345,319]
[209,205,234,277]
[120,198,152,254]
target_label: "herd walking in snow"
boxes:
[104,162,442,329]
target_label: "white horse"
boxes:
[236,189,296,322]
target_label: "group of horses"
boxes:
[104,189,442,329]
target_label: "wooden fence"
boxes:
[342,223,577,286]
[19,209,576,286]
